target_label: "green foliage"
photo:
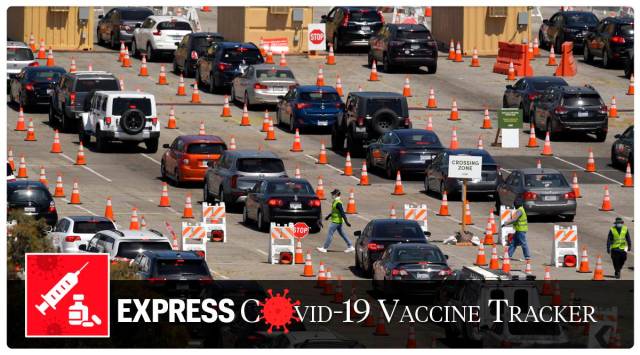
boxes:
[7,211,54,278]
[110,260,141,280]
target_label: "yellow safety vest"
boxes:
[330,199,344,224]
[610,226,628,250]
[513,206,528,232]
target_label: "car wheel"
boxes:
[382,53,392,73]
[203,180,212,203]
[554,37,563,54]
[95,128,107,152]
[440,181,447,197]
[242,205,251,224]
[145,138,159,153]
[195,69,203,88]
[110,33,118,49]
[355,252,361,270]
[427,63,437,74]
[183,63,193,78]
[332,35,339,53]
[173,168,182,186]
[60,111,74,133]
[538,31,547,49]
[79,128,91,147]
[520,103,529,123]
[602,50,611,68]
[583,43,593,63]
[146,43,155,62]
[424,174,430,194]
[97,30,104,45]
[611,147,619,168]
[230,85,236,103]
[244,91,251,109]
[48,103,57,125]
[495,195,501,213]
[289,115,295,132]
[595,130,607,142]
[172,58,179,74]
[130,40,138,58]
[209,74,216,93]
[385,159,396,179]
[160,160,167,180]
[257,210,268,232]
[366,151,376,172]
[547,119,557,140]
[331,124,345,152]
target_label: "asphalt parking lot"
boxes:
[6,9,634,282]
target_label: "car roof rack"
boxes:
[148,229,164,237]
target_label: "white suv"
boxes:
[131,15,193,61]
[79,91,160,153]
[80,229,173,260]
[47,216,116,253]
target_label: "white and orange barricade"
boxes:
[499,205,516,246]
[269,222,296,265]
[181,222,207,258]
[552,225,578,268]
[202,202,227,242]
[403,203,429,235]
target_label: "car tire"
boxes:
[289,115,295,132]
[427,62,437,74]
[382,53,393,73]
[48,103,58,125]
[583,43,593,63]
[242,205,251,225]
[367,52,374,68]
[332,35,339,54]
[203,180,212,203]
[110,32,118,50]
[564,215,575,222]
[209,73,217,93]
[172,58,180,74]
[547,119,558,141]
[131,40,139,58]
[346,132,364,157]
[257,210,268,232]
[424,174,430,194]
[331,124,345,152]
[538,30,547,49]
[366,151,376,172]
[554,37,563,54]
[520,103,529,123]
[230,86,237,103]
[173,168,182,186]
[60,110,74,133]
[385,158,396,180]
[196,69,204,88]
[146,43,155,62]
[310,221,321,234]
[495,195,502,214]
[95,128,108,153]
[79,128,91,147]
[595,130,607,142]
[145,138,159,153]
[97,30,104,46]
[602,50,612,68]
[160,160,167,180]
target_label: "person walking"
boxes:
[501,200,531,260]
[607,217,632,279]
[317,189,354,253]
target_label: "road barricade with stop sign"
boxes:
[181,222,207,258]
[404,204,429,235]
[202,202,226,242]
[499,205,516,246]
[269,222,296,265]
[552,225,579,267]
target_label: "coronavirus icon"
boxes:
[258,289,301,333]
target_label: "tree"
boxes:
[7,211,54,279]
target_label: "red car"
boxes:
[161,135,227,185]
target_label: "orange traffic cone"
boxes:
[524,259,533,275]
[69,57,77,73]
[118,41,126,62]
[326,44,336,65]
[536,159,542,169]
[24,118,37,141]
[506,60,516,80]
[447,39,455,60]
[426,87,437,108]
[368,60,379,81]
[103,197,115,221]
[592,255,604,280]
[294,240,304,264]
[437,191,450,216]
[138,55,148,76]
[359,161,370,186]
[489,208,497,234]
[527,123,539,147]
[343,152,353,176]
[449,98,460,121]
[599,186,614,211]
[74,142,86,165]
[577,247,591,273]
[129,208,140,230]
[454,41,463,62]
[159,182,171,207]
[609,96,618,117]
[198,121,206,135]
[470,47,480,67]
[121,48,131,68]
[585,148,596,172]
[501,247,511,273]
[140,215,147,229]
[38,166,48,186]
[316,176,326,200]
[46,48,55,66]
[17,156,28,179]
[69,180,82,204]
[8,147,15,171]
[182,193,194,218]
[541,266,553,295]
[571,172,582,198]
[53,173,65,197]
[220,95,232,117]
[50,129,62,153]
[335,74,344,96]
[240,102,250,126]
[15,106,26,131]
[449,126,459,149]
[627,74,634,95]
[290,129,303,152]
[622,163,633,187]
[528,41,534,60]
[302,251,315,277]
[541,132,553,156]
[265,119,276,140]
[279,52,287,67]
[315,262,326,287]
[317,141,328,164]
[29,33,36,52]
[463,200,474,225]
[389,204,397,219]
[402,76,412,97]
[474,244,488,266]
[316,65,325,86]
[166,106,178,129]
[228,136,237,150]
[373,311,389,336]
[481,108,492,129]
[346,189,357,214]
[392,171,405,195]
[477,135,484,150]
[258,38,266,56]
[547,47,557,66]
[157,64,168,84]
[191,82,201,103]
[265,46,274,64]
[176,74,186,96]
[406,325,417,348]
[533,37,540,57]
[37,39,46,59]
[489,245,499,270]
[426,114,433,131]
[261,110,271,132]
[483,219,495,245]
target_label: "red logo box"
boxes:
[25,253,110,338]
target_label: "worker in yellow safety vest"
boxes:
[317,189,354,253]
[607,217,632,279]
[501,200,531,260]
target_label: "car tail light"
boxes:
[182,159,189,165]
[217,63,231,71]
[65,235,81,242]
[599,105,608,114]
[28,61,39,67]
[148,277,166,284]
[296,102,311,110]
[438,267,453,276]
[105,117,112,125]
[25,83,34,91]
[308,199,321,207]
[528,93,539,101]
[554,106,568,115]
[341,12,350,26]
[523,191,537,201]
[610,36,626,44]
[153,30,162,36]
[404,118,411,127]
[151,117,158,125]
[335,102,343,109]
[378,10,385,23]
[391,268,408,276]
[367,243,384,251]
[564,191,576,200]
[357,117,365,126]
[48,200,56,213]
[194,250,206,258]
[398,150,407,155]
[191,50,199,60]
[267,198,284,207]
[230,175,238,188]
[211,230,224,240]
[199,276,214,284]
[70,92,76,105]
[254,83,268,90]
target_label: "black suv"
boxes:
[531,85,608,141]
[368,23,438,73]
[539,11,599,52]
[7,180,57,226]
[49,71,121,132]
[96,7,154,48]
[583,16,634,68]
[195,42,264,93]
[322,7,384,52]
[331,92,410,156]
[611,125,633,171]
[173,32,224,77]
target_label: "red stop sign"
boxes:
[309,29,325,45]
[293,222,310,239]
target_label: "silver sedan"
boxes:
[230,64,297,107]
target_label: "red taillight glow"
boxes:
[28,62,39,67]
[599,105,608,114]
[610,36,626,44]
[70,92,76,105]
[151,117,158,125]
[391,268,407,276]
[49,201,56,213]
[554,106,568,115]
[438,268,453,276]
[152,30,162,36]
[267,198,284,207]
[199,276,213,284]
[367,243,384,251]
[230,175,238,188]
[195,250,206,258]
[357,117,365,126]
[254,83,268,90]
[308,199,321,207]
[404,118,411,127]
[25,83,34,91]
[65,235,81,242]
[148,277,166,284]
[191,50,198,60]
[341,12,350,26]
[217,63,231,71]
[398,150,407,155]
[523,191,537,201]
[296,102,311,110]
[528,93,539,101]
[105,117,112,125]
[564,191,576,200]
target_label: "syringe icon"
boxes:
[36,262,89,316]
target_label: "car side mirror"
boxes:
[175,42,180,46]
[162,143,170,148]
[354,230,362,237]
[98,15,103,19]
[614,134,621,139]
[78,244,87,251]
[506,84,513,90]
[445,254,449,260]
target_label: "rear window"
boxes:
[396,29,430,40]
[394,248,446,264]
[75,78,120,92]
[619,24,634,37]
[28,70,64,83]
[349,9,380,22]
[531,80,567,90]
[300,91,341,102]
[267,181,315,194]
[121,9,153,21]
[154,258,209,277]
[157,21,192,31]
[7,47,34,61]
[192,36,221,51]
[116,241,172,259]
[186,143,225,155]
[9,188,49,203]
[73,221,115,234]
[565,13,598,27]
[372,222,424,240]
[237,158,285,173]
[366,98,403,115]
[256,69,294,79]
[562,94,602,107]
[399,132,441,147]
[112,97,153,116]
[524,174,569,188]
[222,47,263,64]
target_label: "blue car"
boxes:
[275,85,344,132]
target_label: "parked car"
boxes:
[583,16,634,68]
[49,71,121,132]
[7,41,37,82]
[96,7,154,48]
[275,85,343,132]
[366,129,444,179]
[502,76,569,122]
[7,180,57,226]
[368,23,438,73]
[243,178,322,233]
[47,216,116,253]
[9,66,66,110]
[161,134,227,185]
[80,229,173,260]
[131,15,193,62]
[331,91,411,156]
[79,91,160,153]
[531,85,608,141]
[611,125,633,171]
[231,64,297,107]
[322,7,384,52]
[133,250,212,281]
[372,243,451,296]
[196,41,264,93]
[203,150,287,208]
[354,219,429,277]
[539,11,599,52]
[173,32,224,77]
[424,149,500,199]
[496,168,577,221]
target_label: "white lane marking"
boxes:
[142,153,161,165]
[304,154,361,182]
[584,202,633,221]
[59,153,112,182]
[209,268,230,280]
[254,248,268,256]
[61,198,99,216]
[553,156,623,185]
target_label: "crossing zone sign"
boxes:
[448,155,482,180]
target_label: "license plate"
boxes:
[317,120,328,126]
[577,112,589,117]
[420,155,431,161]
[543,195,558,201]
[416,273,429,280]
[200,160,209,167]
[411,44,420,49]
[24,207,36,213]
[290,202,302,209]
[355,126,367,133]
[177,284,189,290]
[46,89,53,95]
[361,26,370,31]
[404,50,411,54]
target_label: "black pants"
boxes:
[610,249,627,273]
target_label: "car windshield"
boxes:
[399,132,441,147]
[157,21,192,31]
[112,97,153,116]
[116,241,172,259]
[267,181,315,194]
[237,158,285,173]
[28,70,64,83]
[73,221,115,234]
[192,36,221,51]
[619,24,634,37]
[372,222,424,240]
[222,48,262,64]
[8,47,34,61]
[565,13,598,26]
[256,69,294,79]
[186,143,225,154]
[396,29,430,39]
[366,98,403,115]
[75,79,120,92]
[524,174,569,188]
[300,91,341,102]
[155,258,209,277]
[507,321,562,335]
[394,248,446,264]
[121,9,153,21]
[531,80,567,90]
[9,188,48,203]
[563,94,601,107]
[349,9,380,22]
